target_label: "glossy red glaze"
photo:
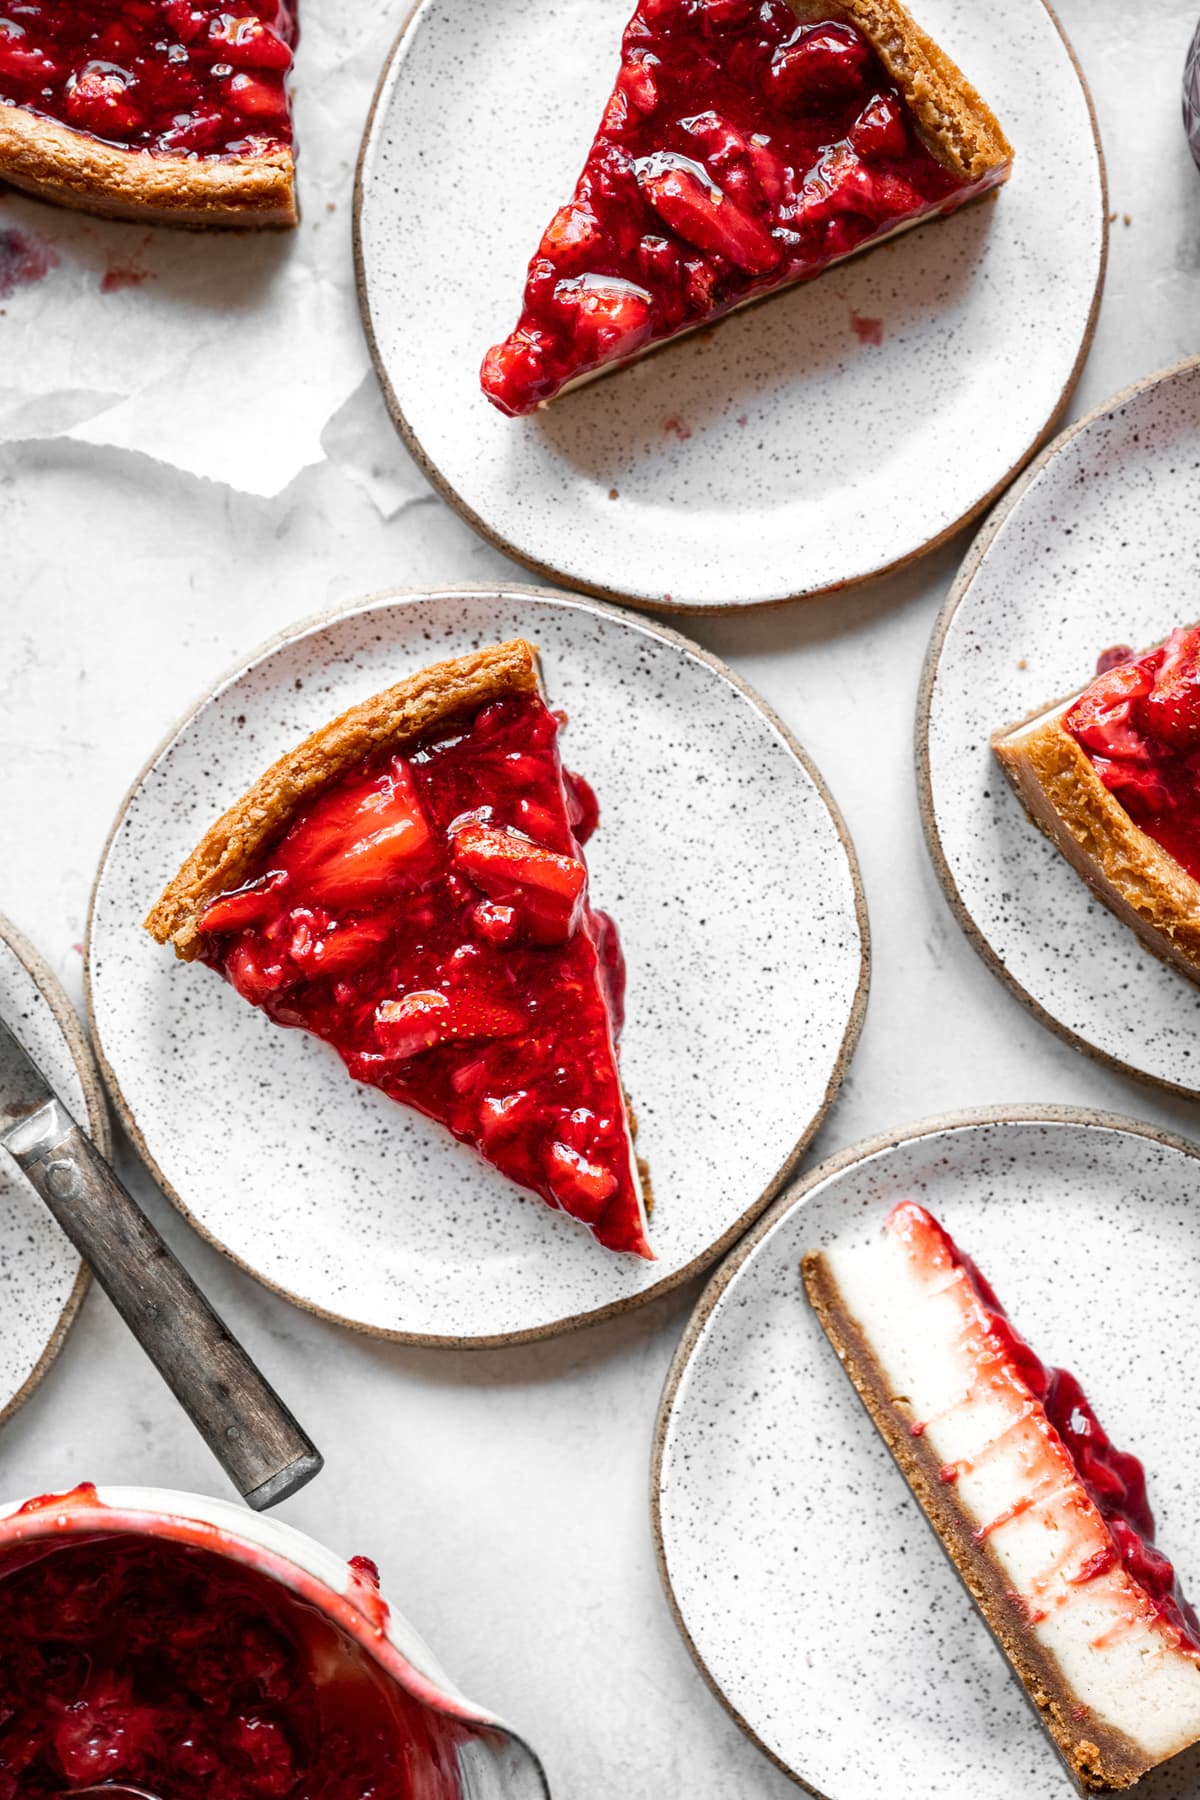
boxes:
[898,1202,1200,1652]
[0,0,295,157]
[1064,628,1200,884]
[197,692,649,1258]
[481,0,996,415]
[0,1531,451,1800]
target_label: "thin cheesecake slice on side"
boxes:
[993,628,1200,985]
[480,0,1012,416]
[802,1202,1200,1793]
[145,640,651,1258]
[0,1,298,226]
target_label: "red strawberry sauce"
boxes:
[0,1531,446,1800]
[482,0,999,415]
[1064,628,1200,883]
[0,1,295,157]
[196,692,648,1257]
[901,1203,1200,1652]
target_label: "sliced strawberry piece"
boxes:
[164,1,211,43]
[618,52,659,115]
[452,822,586,944]
[208,14,293,69]
[225,69,289,120]
[850,92,909,160]
[1067,661,1156,761]
[226,938,288,1004]
[1141,629,1200,750]
[65,64,144,140]
[280,759,435,906]
[637,156,781,275]
[0,20,63,87]
[539,201,604,271]
[545,1140,619,1223]
[556,275,654,366]
[288,915,393,979]
[375,990,526,1061]
[470,900,519,947]
[767,23,871,106]
[200,869,289,936]
[1092,757,1173,814]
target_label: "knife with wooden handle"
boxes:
[0,1012,322,1510]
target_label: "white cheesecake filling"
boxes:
[825,1210,1200,1763]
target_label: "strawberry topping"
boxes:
[196,692,649,1258]
[1064,629,1200,881]
[0,1532,453,1800]
[0,1,296,157]
[481,0,1002,415]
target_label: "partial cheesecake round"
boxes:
[145,640,651,1259]
[992,629,1200,985]
[804,1202,1200,1793]
[481,0,1012,415]
[0,1,297,226]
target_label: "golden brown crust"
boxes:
[802,1250,1150,1792]
[0,100,296,226]
[992,700,1200,985]
[790,0,1013,184]
[144,640,542,959]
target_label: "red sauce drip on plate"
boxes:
[481,0,995,415]
[906,1204,1200,1652]
[0,0,295,157]
[1064,628,1200,883]
[0,1533,456,1800]
[196,692,648,1258]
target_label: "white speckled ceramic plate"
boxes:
[355,0,1105,612]
[919,356,1200,1097]
[86,588,868,1345]
[0,914,110,1424]
[654,1107,1200,1800]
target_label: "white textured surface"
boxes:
[1,2,1199,1796]
[357,0,1103,608]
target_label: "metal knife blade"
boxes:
[0,1013,68,1157]
[0,1006,321,1509]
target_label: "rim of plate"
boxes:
[649,1101,1200,1795]
[0,910,111,1426]
[352,0,1108,615]
[84,584,871,1348]
[916,353,1200,1101]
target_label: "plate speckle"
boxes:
[355,0,1105,609]
[87,588,868,1344]
[654,1108,1200,1799]
[0,915,109,1423]
[920,356,1200,1096]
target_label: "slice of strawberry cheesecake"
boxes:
[0,0,298,225]
[145,640,651,1258]
[803,1202,1200,1792]
[481,0,1012,415]
[993,628,1200,984]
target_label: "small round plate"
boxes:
[354,0,1105,611]
[86,587,868,1345]
[919,356,1200,1097]
[0,914,109,1424]
[653,1106,1200,1800]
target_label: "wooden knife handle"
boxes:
[9,1102,322,1510]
